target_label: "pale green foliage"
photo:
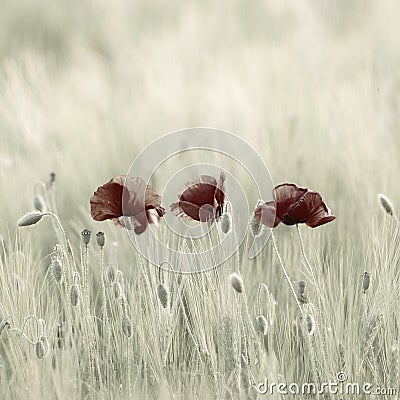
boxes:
[1,1,400,399]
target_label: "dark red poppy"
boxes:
[170,172,225,222]
[90,175,165,234]
[254,183,335,228]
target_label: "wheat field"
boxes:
[1,1,400,399]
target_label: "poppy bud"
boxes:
[81,229,91,246]
[229,273,244,294]
[250,200,265,236]
[35,340,46,359]
[0,316,11,336]
[297,280,308,304]
[256,315,268,335]
[378,194,395,216]
[39,336,49,356]
[119,294,128,316]
[70,284,80,306]
[49,172,56,184]
[112,282,124,299]
[220,212,232,234]
[122,316,133,338]
[362,272,371,293]
[17,211,43,227]
[96,232,105,248]
[157,283,169,308]
[298,280,306,295]
[33,195,46,213]
[52,259,63,283]
[305,313,316,336]
[107,267,116,283]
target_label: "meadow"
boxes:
[1,1,400,399]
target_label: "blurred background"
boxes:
[1,4,400,398]
[1,0,399,234]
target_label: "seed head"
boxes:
[249,215,264,237]
[229,273,244,294]
[17,211,43,227]
[297,280,308,304]
[256,315,268,335]
[33,195,46,213]
[70,284,80,306]
[35,340,46,359]
[81,229,91,246]
[122,316,133,338]
[220,212,232,234]
[96,232,105,248]
[305,313,316,336]
[52,259,63,283]
[112,281,124,299]
[119,294,128,316]
[362,272,371,293]
[0,316,11,335]
[298,280,306,295]
[39,336,49,356]
[157,283,169,308]
[107,267,116,283]
[378,193,395,216]
[49,172,56,184]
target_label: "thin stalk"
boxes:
[43,212,74,278]
[296,225,331,389]
[271,232,304,317]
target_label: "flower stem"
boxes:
[296,224,313,275]
[271,232,304,317]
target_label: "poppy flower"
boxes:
[170,172,225,222]
[90,175,165,234]
[254,183,335,228]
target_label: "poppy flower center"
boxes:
[282,193,308,225]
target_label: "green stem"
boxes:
[271,232,304,318]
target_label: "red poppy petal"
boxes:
[307,215,336,228]
[90,179,123,221]
[254,201,279,228]
[91,175,165,223]
[179,175,217,208]
[121,176,148,216]
[170,201,195,220]
[146,209,161,226]
[144,184,163,209]
[155,206,166,217]
[170,200,201,221]
[273,183,308,220]
[303,192,335,227]
[274,183,308,203]
[105,175,163,216]
[285,195,310,224]
[114,214,153,233]
[131,212,149,234]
